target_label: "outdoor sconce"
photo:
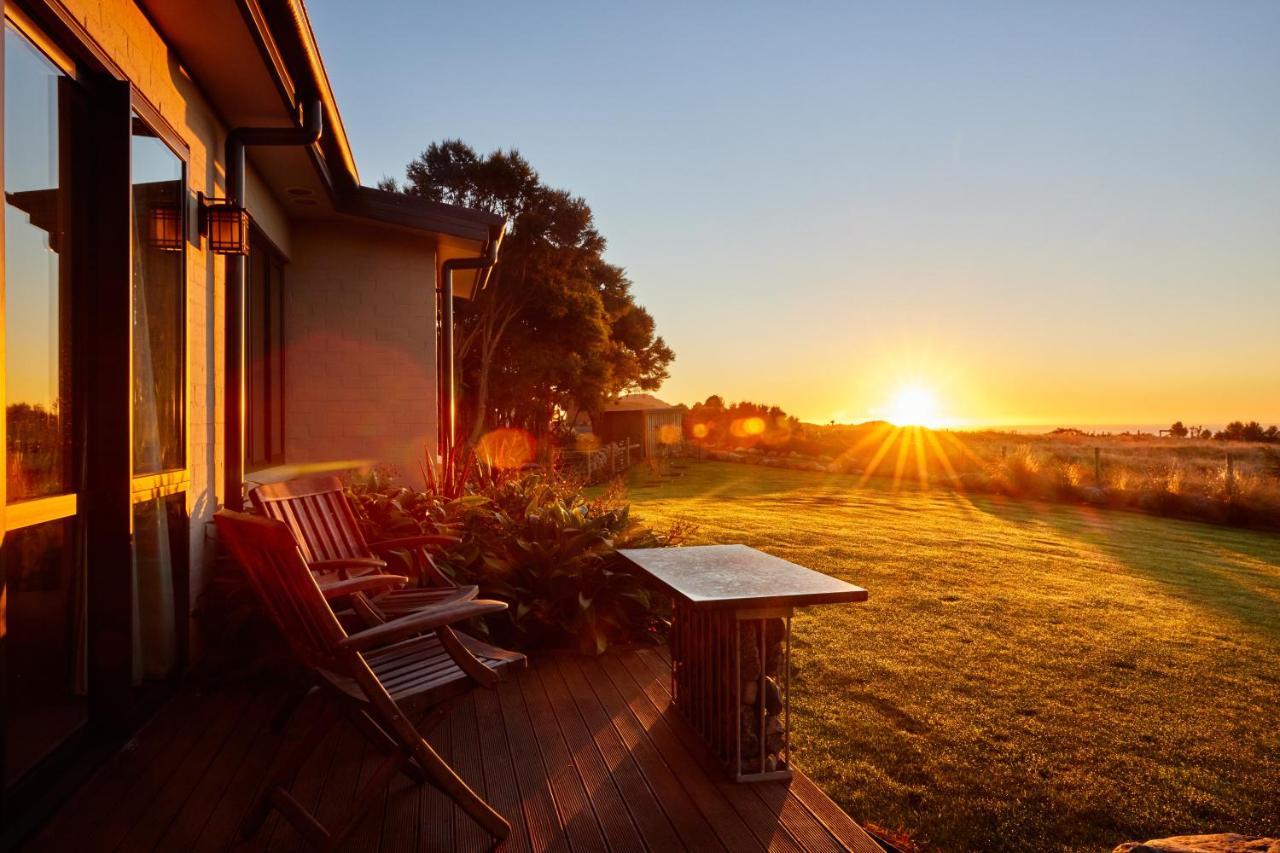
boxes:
[198,192,249,255]
[148,202,185,252]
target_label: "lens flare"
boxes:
[729,416,767,438]
[476,427,536,470]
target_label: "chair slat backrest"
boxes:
[213,510,350,674]
[249,476,371,565]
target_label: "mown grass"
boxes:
[613,461,1280,851]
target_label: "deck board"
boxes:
[533,660,646,853]
[21,648,881,853]
[551,655,684,850]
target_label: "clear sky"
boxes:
[308,1,1280,427]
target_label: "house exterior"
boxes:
[596,393,685,459]
[0,0,503,830]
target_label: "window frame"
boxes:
[246,228,287,472]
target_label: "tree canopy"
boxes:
[383,141,673,444]
[1214,420,1279,443]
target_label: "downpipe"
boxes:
[222,99,323,510]
[439,230,504,460]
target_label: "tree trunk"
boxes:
[467,344,493,446]
[460,266,523,448]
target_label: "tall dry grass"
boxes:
[791,426,1280,528]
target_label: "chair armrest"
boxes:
[310,557,386,580]
[338,599,508,651]
[317,574,409,600]
[367,534,462,553]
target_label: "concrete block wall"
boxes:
[283,220,438,484]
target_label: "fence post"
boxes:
[1226,452,1235,501]
[1094,447,1102,484]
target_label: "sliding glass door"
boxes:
[2,16,88,786]
[2,11,190,820]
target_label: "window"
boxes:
[247,235,285,469]
[130,116,185,475]
[128,115,187,686]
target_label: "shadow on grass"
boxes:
[967,493,1280,641]
[620,461,1280,638]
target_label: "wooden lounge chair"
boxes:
[213,509,525,849]
[249,475,476,624]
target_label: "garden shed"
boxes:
[596,394,685,459]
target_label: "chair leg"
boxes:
[351,591,389,627]
[406,734,511,840]
[342,705,429,785]
[436,626,500,688]
[415,548,457,589]
[271,678,313,732]
[242,699,337,839]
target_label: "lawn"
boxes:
[612,461,1280,851]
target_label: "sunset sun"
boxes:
[884,385,941,428]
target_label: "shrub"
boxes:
[988,445,1043,497]
[1049,460,1086,498]
[346,465,679,654]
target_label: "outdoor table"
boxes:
[617,544,867,782]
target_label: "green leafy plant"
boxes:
[345,461,677,653]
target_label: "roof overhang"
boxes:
[337,186,502,244]
[137,0,358,196]
[138,0,507,293]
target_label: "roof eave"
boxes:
[337,186,506,244]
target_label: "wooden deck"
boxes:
[23,647,880,852]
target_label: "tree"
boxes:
[1169,421,1188,438]
[1214,420,1279,443]
[394,141,674,443]
[683,395,801,450]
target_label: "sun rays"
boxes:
[840,423,987,492]
[827,382,985,491]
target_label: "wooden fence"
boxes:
[555,441,640,484]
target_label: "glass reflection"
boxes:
[2,517,87,782]
[131,492,186,683]
[131,119,185,475]
[3,24,75,501]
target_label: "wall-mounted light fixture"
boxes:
[149,202,184,252]
[198,192,249,255]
